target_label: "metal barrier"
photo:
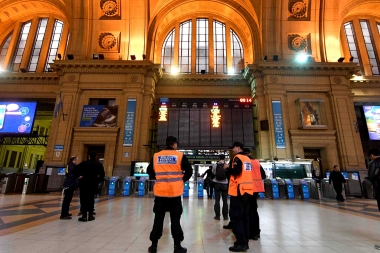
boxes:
[22,174,38,194]
[1,173,17,194]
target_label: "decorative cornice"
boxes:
[158,73,248,86]
[0,73,59,85]
[289,129,336,138]
[51,60,163,79]
[245,62,359,80]
[350,76,380,88]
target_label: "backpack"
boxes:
[215,163,226,181]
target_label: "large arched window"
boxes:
[0,17,68,73]
[343,18,380,76]
[161,18,244,74]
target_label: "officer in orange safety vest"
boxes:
[146,136,193,253]
[243,148,266,241]
[225,142,254,252]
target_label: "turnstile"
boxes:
[264,179,279,199]
[299,179,310,199]
[197,178,204,198]
[284,179,295,199]
[277,179,287,198]
[362,179,373,199]
[304,178,322,200]
[321,178,346,200]
[137,177,148,196]
[1,173,17,194]
[100,176,110,195]
[22,173,38,194]
[183,181,189,197]
[108,176,122,195]
[123,177,135,196]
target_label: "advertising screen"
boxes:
[0,102,37,134]
[79,105,118,127]
[131,161,149,177]
[363,105,380,140]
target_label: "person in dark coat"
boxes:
[328,165,346,202]
[368,148,380,211]
[60,156,79,220]
[201,166,214,198]
[76,152,105,222]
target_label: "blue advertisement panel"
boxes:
[123,99,136,146]
[272,101,286,149]
[363,105,380,140]
[79,105,118,127]
[0,102,37,134]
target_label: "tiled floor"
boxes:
[0,188,379,253]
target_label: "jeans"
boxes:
[213,182,228,218]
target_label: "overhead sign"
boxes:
[54,145,64,151]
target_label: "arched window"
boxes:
[161,18,244,75]
[342,18,380,76]
[0,33,12,69]
[0,17,68,73]
[161,29,175,72]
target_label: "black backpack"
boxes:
[215,163,226,181]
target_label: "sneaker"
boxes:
[214,216,220,220]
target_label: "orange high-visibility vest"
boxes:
[250,159,265,193]
[153,150,184,197]
[228,154,254,196]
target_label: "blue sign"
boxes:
[341,172,348,179]
[54,145,64,151]
[57,167,66,175]
[160,98,169,103]
[272,101,286,149]
[157,155,178,164]
[123,99,136,146]
[79,105,118,127]
[0,102,37,134]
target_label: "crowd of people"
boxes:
[59,137,380,252]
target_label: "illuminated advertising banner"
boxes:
[79,105,118,127]
[0,102,37,134]
[123,99,136,146]
[272,101,286,149]
[363,105,380,140]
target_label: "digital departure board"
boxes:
[157,98,255,149]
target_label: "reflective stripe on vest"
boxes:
[153,150,184,197]
[250,159,265,193]
[228,154,254,196]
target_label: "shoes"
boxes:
[223,217,228,220]
[249,235,259,240]
[228,244,248,252]
[148,245,157,253]
[59,216,72,220]
[174,245,187,253]
[78,217,87,222]
[88,216,95,221]
[214,216,220,220]
[223,223,232,229]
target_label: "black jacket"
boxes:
[76,159,105,193]
[368,157,380,184]
[329,170,346,186]
[63,161,78,188]
[147,147,193,182]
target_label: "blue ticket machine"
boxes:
[258,192,265,198]
[198,178,204,198]
[123,177,133,196]
[108,176,119,195]
[183,181,189,197]
[300,179,310,199]
[284,179,294,199]
[137,177,147,196]
[270,179,279,199]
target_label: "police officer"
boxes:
[243,148,266,240]
[225,142,254,252]
[147,136,193,253]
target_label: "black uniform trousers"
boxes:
[60,187,75,217]
[150,196,184,242]
[333,184,344,201]
[79,188,95,217]
[248,192,260,237]
[229,193,250,246]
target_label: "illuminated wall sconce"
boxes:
[130,55,136,60]
[93,54,99,59]
[337,57,345,63]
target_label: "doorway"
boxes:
[85,145,105,164]
[304,148,322,178]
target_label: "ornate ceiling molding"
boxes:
[350,76,380,88]
[0,73,59,85]
[158,74,248,86]
[245,62,359,80]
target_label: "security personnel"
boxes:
[147,136,193,253]
[243,148,266,240]
[226,142,254,252]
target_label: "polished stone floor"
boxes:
[0,188,379,253]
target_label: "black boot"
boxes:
[78,212,87,222]
[174,240,187,253]
[148,241,158,253]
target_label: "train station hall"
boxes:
[1,0,380,252]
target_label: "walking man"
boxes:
[328,165,346,202]
[147,136,193,253]
[212,154,229,220]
